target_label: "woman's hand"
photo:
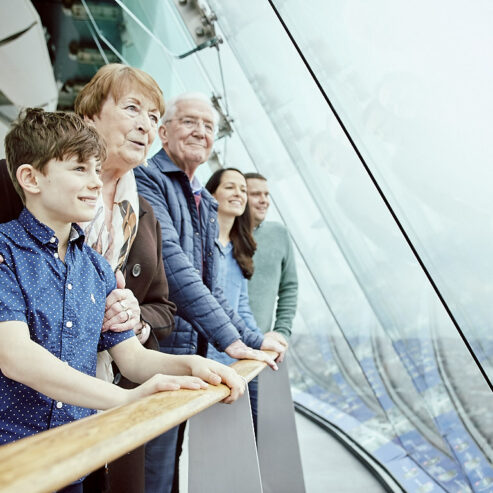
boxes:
[187,355,247,404]
[102,270,141,333]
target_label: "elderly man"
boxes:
[245,173,298,341]
[134,93,286,493]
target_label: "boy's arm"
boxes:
[109,337,246,404]
[0,321,210,410]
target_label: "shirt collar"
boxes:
[70,223,85,243]
[155,149,181,173]
[190,174,202,195]
[154,150,203,193]
[214,238,232,254]
[18,208,85,246]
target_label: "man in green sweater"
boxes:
[245,173,298,347]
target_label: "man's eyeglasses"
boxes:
[166,117,215,136]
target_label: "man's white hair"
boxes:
[162,92,220,128]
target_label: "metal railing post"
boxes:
[188,387,263,493]
[257,357,306,493]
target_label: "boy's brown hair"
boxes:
[4,108,106,202]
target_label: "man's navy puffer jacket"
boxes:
[134,149,264,355]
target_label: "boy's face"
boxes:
[29,156,102,226]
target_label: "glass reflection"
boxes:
[268,0,493,380]
[205,0,493,490]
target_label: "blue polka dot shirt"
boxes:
[0,208,134,444]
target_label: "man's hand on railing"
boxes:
[126,374,209,402]
[225,339,279,371]
[260,333,288,364]
[188,356,247,404]
[263,331,289,363]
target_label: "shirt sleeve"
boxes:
[96,252,136,351]
[0,241,27,323]
[101,256,117,296]
[98,327,135,352]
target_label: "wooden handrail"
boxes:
[0,355,274,493]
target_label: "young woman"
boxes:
[205,167,262,429]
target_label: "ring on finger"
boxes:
[120,300,128,311]
[125,309,133,322]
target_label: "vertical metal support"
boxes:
[188,388,263,493]
[257,357,306,493]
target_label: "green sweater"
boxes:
[248,221,298,338]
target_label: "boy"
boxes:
[0,109,244,451]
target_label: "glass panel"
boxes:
[202,0,493,490]
[269,0,493,381]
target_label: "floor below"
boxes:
[178,409,388,492]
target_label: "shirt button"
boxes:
[195,232,200,236]
[132,264,141,277]
[67,284,73,290]
[66,321,73,328]
[49,237,56,243]
[210,218,215,223]
[54,253,59,259]
[56,402,63,409]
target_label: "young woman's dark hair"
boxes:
[206,168,257,279]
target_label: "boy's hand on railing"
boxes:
[187,356,246,404]
[225,340,278,371]
[263,331,288,363]
[126,374,209,403]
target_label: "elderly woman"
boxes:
[0,64,223,492]
[75,63,174,493]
